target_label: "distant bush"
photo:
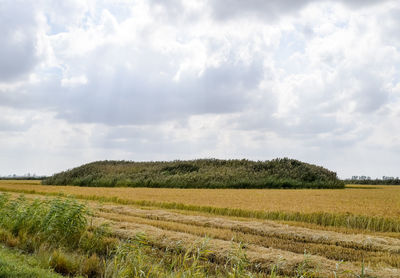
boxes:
[42,158,344,189]
[0,177,46,180]
[345,178,400,185]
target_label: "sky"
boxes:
[0,0,399,178]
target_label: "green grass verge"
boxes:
[0,245,63,278]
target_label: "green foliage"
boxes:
[162,163,200,174]
[42,198,88,246]
[345,178,400,185]
[226,242,251,277]
[0,194,89,248]
[0,194,113,277]
[0,176,46,180]
[0,245,63,278]
[80,224,118,256]
[43,158,344,189]
[48,249,80,275]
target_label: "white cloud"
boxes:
[0,0,399,178]
[61,75,88,87]
[0,1,43,81]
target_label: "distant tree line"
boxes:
[0,175,47,180]
[345,176,400,185]
[42,158,344,189]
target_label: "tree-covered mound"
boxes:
[42,158,344,189]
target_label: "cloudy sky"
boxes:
[1,0,399,178]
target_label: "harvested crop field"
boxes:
[1,180,399,217]
[0,181,400,277]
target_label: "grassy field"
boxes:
[0,245,62,278]
[0,180,400,277]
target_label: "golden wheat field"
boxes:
[1,180,400,277]
[0,180,399,217]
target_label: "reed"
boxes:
[42,158,344,189]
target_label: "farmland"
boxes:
[1,180,399,219]
[0,180,400,277]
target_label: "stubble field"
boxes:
[0,180,399,277]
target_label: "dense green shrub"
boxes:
[42,158,344,189]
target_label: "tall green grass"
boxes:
[0,194,88,248]
[0,245,63,278]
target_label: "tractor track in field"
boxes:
[91,205,400,277]
[95,208,400,268]
[97,205,400,254]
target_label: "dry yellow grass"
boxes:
[96,205,400,253]
[93,210,400,277]
[0,180,399,218]
[96,209,400,268]
[92,215,398,277]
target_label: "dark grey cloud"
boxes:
[0,41,264,126]
[341,0,392,8]
[0,1,41,81]
[210,0,312,22]
[209,0,390,22]
[57,57,263,125]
